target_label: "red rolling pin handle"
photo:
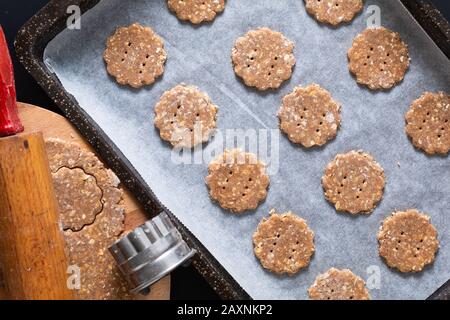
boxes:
[0,25,23,137]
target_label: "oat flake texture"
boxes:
[348,27,410,90]
[405,92,450,155]
[167,0,226,24]
[154,84,219,148]
[322,150,385,215]
[378,210,439,273]
[304,0,364,26]
[46,138,131,300]
[206,149,270,213]
[103,23,167,88]
[278,84,341,148]
[231,27,296,91]
[253,210,315,275]
[53,167,102,232]
[308,268,371,300]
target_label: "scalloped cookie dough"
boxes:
[322,151,385,215]
[278,84,341,148]
[348,27,410,90]
[405,92,450,155]
[304,0,364,26]
[154,84,219,148]
[378,210,439,273]
[205,149,270,213]
[231,28,296,91]
[103,23,167,88]
[308,268,371,300]
[253,209,315,275]
[167,0,226,24]
[45,138,132,300]
[53,167,102,232]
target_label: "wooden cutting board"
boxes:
[0,103,170,300]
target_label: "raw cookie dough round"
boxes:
[53,167,102,232]
[231,27,296,91]
[253,210,315,275]
[348,27,410,90]
[308,268,371,300]
[206,149,270,213]
[322,150,385,215]
[45,138,131,300]
[378,210,439,273]
[154,84,219,148]
[104,23,167,88]
[278,84,341,148]
[167,0,226,24]
[304,0,364,26]
[405,92,450,155]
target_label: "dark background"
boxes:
[1,0,449,300]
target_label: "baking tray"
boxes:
[15,0,450,300]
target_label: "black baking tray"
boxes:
[14,0,450,300]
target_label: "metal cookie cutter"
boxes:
[109,211,196,294]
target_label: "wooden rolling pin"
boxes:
[0,133,73,300]
[0,25,73,300]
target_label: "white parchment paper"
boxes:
[44,0,450,299]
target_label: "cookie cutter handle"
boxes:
[109,211,196,295]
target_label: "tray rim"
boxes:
[14,0,450,300]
